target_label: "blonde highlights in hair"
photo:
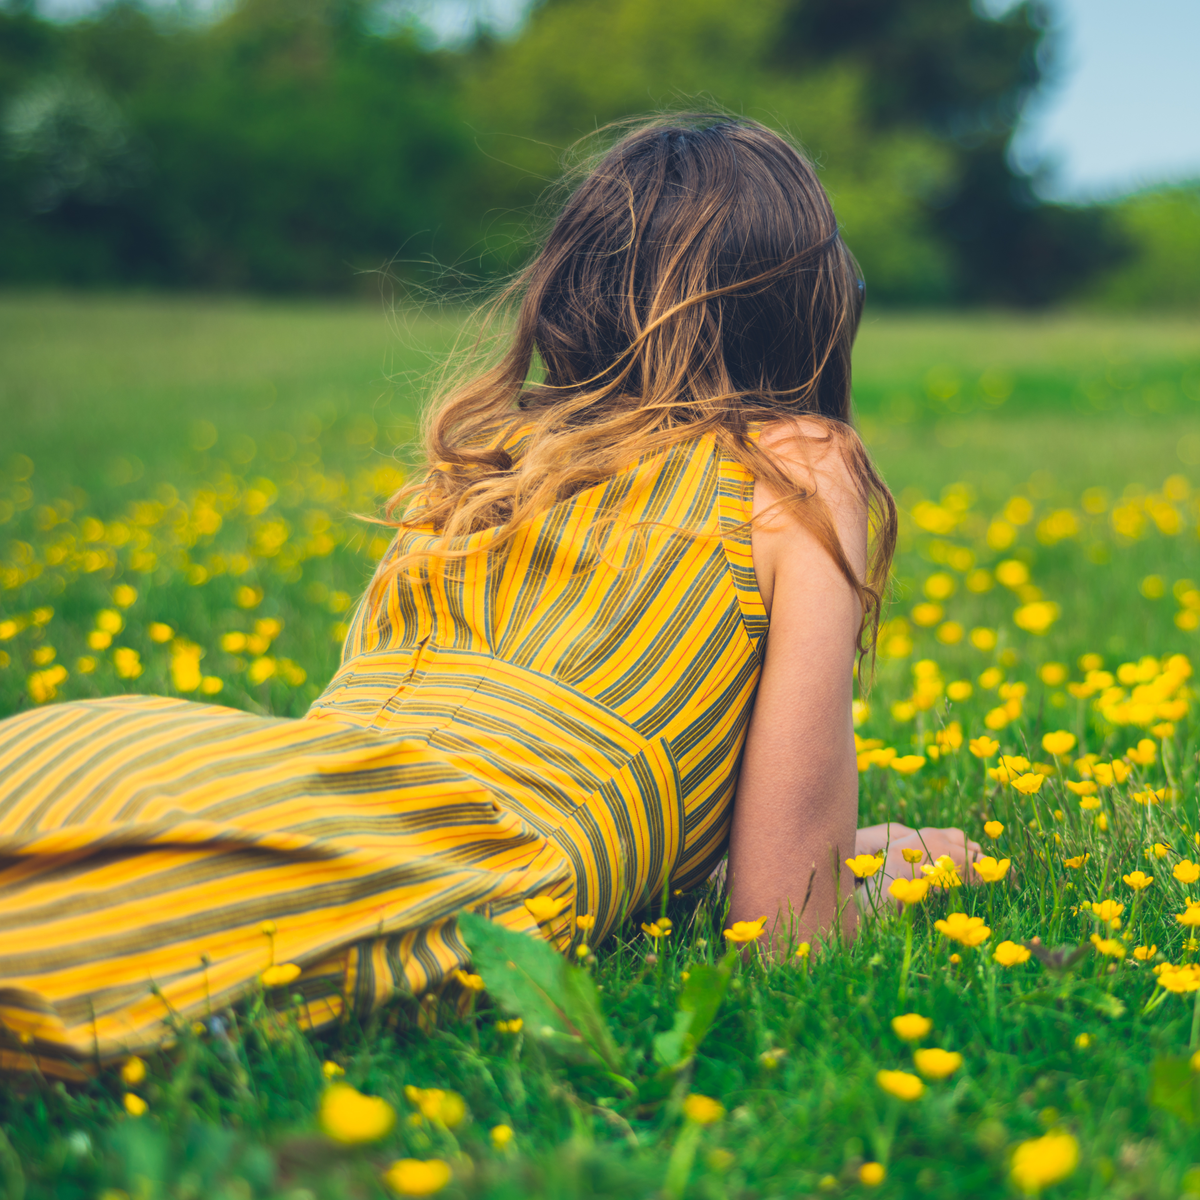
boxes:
[381,114,896,660]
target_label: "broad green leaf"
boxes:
[1149,1056,1198,1125]
[653,952,735,1068]
[458,911,622,1071]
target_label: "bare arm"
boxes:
[726,421,866,951]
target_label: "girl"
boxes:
[0,115,979,1077]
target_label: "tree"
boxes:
[461,0,1126,304]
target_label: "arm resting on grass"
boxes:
[727,421,867,953]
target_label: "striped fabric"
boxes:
[0,429,767,1076]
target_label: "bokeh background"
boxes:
[1,0,1199,719]
[3,0,1199,304]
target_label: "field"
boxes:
[2,291,1200,1200]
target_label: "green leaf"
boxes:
[653,952,735,1068]
[1149,1056,1199,1125]
[458,910,622,1071]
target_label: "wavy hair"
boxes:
[381,114,897,659]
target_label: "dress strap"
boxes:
[714,431,769,661]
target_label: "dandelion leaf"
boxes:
[653,952,734,1069]
[458,911,619,1069]
[1149,1056,1199,1125]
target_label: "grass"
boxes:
[2,292,1200,1199]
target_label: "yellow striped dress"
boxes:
[0,430,767,1077]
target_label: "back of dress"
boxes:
[0,430,766,1074]
[313,427,767,916]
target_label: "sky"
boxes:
[33,0,1200,203]
[1004,0,1200,201]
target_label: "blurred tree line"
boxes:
[0,0,1194,305]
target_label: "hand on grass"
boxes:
[856,824,986,909]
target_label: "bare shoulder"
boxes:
[755,417,868,508]
[750,417,869,613]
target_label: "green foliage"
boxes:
[3,297,1200,1195]
[0,0,477,290]
[652,954,734,1070]
[458,911,623,1073]
[0,0,1139,303]
[1089,185,1200,311]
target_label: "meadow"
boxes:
[1,291,1200,1200]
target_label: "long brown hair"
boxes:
[384,113,896,657]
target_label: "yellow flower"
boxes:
[1174,860,1200,885]
[1065,780,1098,796]
[170,641,204,693]
[320,1084,396,1144]
[112,584,137,608]
[1132,945,1157,961]
[247,656,276,685]
[1013,600,1061,635]
[949,953,962,965]
[95,608,124,635]
[1090,933,1126,958]
[972,857,1010,884]
[845,853,885,878]
[682,1094,725,1124]
[1010,1133,1079,1195]
[922,855,963,889]
[1039,662,1068,686]
[1122,870,1153,891]
[495,1018,523,1034]
[1176,905,1200,929]
[890,755,926,775]
[1151,842,1172,859]
[912,1048,963,1080]
[260,963,301,987]
[490,1124,514,1151]
[112,647,143,679]
[983,820,1004,839]
[322,1061,345,1079]
[404,1087,467,1129]
[1075,1032,1091,1049]
[1126,738,1157,765]
[723,917,767,944]
[453,970,485,991]
[383,1159,452,1197]
[891,1013,932,1042]
[934,913,991,947]
[1041,730,1076,756]
[523,895,569,923]
[1062,854,1089,870]
[121,1056,146,1086]
[860,1162,886,1187]
[993,940,1031,967]
[901,847,924,864]
[123,1093,147,1117]
[795,942,811,960]
[1088,900,1124,926]
[947,680,973,701]
[1010,773,1044,796]
[1132,787,1168,806]
[988,754,1030,784]
[148,622,174,643]
[984,707,1011,730]
[876,1069,924,1101]
[969,736,1000,758]
[1156,963,1200,993]
[575,914,596,932]
[889,877,931,906]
